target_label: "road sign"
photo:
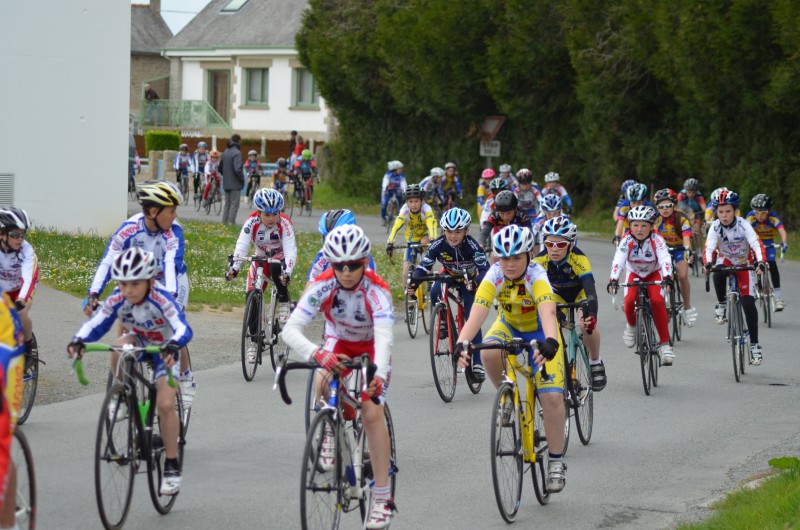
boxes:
[480,141,501,157]
[481,116,505,141]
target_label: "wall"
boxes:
[130,54,170,111]
[1,0,129,235]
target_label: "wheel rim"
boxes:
[147,392,184,513]
[573,345,593,445]
[241,291,261,381]
[96,386,136,529]
[429,305,456,402]
[301,412,340,529]
[405,297,418,338]
[18,348,38,425]
[637,311,651,395]
[490,384,522,522]
[12,431,35,530]
[532,394,550,505]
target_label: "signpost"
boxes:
[480,116,505,168]
[479,141,501,157]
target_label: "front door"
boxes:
[208,70,230,123]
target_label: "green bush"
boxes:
[144,131,181,157]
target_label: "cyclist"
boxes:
[541,172,573,214]
[441,162,463,206]
[614,182,649,245]
[514,168,542,219]
[227,189,296,338]
[381,160,407,224]
[191,142,209,197]
[243,150,262,200]
[408,208,489,380]
[173,144,192,188]
[705,190,767,364]
[454,225,567,492]
[613,179,638,222]
[653,188,698,327]
[293,149,318,203]
[704,187,729,226]
[479,177,509,229]
[476,168,496,220]
[307,209,377,287]
[271,157,292,195]
[607,205,675,364]
[745,193,789,311]
[70,248,191,496]
[497,163,518,192]
[282,225,397,529]
[202,150,221,206]
[387,184,438,294]
[479,191,533,255]
[676,178,707,222]
[0,208,38,358]
[534,216,606,390]
[420,167,445,210]
[532,194,567,251]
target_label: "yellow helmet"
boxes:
[137,181,183,206]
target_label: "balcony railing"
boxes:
[138,100,232,135]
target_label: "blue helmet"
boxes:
[197,142,208,149]
[492,225,535,257]
[540,194,562,213]
[626,183,648,201]
[253,188,284,213]
[440,207,471,230]
[542,215,577,241]
[318,209,356,235]
[621,179,637,194]
[713,189,739,208]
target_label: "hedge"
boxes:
[144,131,181,157]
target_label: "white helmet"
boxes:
[709,187,729,204]
[431,167,445,178]
[0,208,31,231]
[440,208,471,230]
[542,216,578,241]
[492,225,534,257]
[444,162,457,170]
[627,205,658,224]
[544,171,560,183]
[387,160,403,171]
[111,247,158,281]
[323,225,371,263]
[499,163,512,173]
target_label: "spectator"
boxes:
[289,130,298,158]
[290,134,304,167]
[144,83,160,125]
[219,134,244,225]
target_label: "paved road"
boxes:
[26,230,800,529]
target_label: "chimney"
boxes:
[150,0,161,16]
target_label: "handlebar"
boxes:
[705,265,757,292]
[411,269,472,290]
[459,338,549,380]
[273,353,378,406]
[391,243,428,250]
[73,343,176,388]
[555,301,593,335]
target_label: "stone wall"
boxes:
[130,54,170,112]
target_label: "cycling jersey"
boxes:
[0,241,38,304]
[0,293,24,505]
[515,186,542,217]
[243,160,261,175]
[204,159,220,184]
[476,181,490,208]
[88,214,187,300]
[413,235,489,284]
[388,203,438,243]
[499,175,518,192]
[231,212,297,275]
[307,252,376,282]
[479,196,496,227]
[282,268,394,380]
[533,247,597,315]
[441,175,462,196]
[745,210,783,244]
[479,211,533,246]
[294,159,317,177]
[610,232,673,281]
[617,199,653,233]
[474,262,555,333]
[381,171,407,195]
[676,189,707,217]
[542,184,572,209]
[272,168,291,188]
[656,212,692,248]
[173,153,192,173]
[705,217,765,267]
[420,176,444,204]
[192,150,209,174]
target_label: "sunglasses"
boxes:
[6,232,26,240]
[544,240,569,250]
[331,261,364,272]
[656,204,674,209]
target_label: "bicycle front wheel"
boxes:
[673,281,683,342]
[269,317,289,372]
[405,283,419,339]
[213,191,222,215]
[531,393,550,505]
[303,369,316,433]
[762,271,772,328]
[729,298,742,382]
[429,304,456,402]
[359,404,398,521]
[18,333,39,425]
[637,309,652,396]
[241,290,263,382]
[147,392,185,514]
[301,410,341,530]
[490,383,522,523]
[420,284,430,335]
[572,341,594,445]
[95,384,136,530]
[12,429,36,530]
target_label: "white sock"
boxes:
[589,358,602,366]
[374,485,391,502]
[774,287,782,297]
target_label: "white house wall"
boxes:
[182,61,205,101]
[0,0,129,235]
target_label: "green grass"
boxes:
[312,179,381,215]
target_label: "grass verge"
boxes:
[312,179,381,215]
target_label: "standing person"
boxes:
[290,134,305,167]
[288,130,298,158]
[144,83,160,125]
[219,134,244,225]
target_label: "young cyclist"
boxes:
[281,225,397,528]
[532,194,567,250]
[746,194,788,310]
[191,142,209,197]
[479,178,509,229]
[243,150,262,200]
[386,184,438,293]
[479,191,533,253]
[497,164,518,192]
[704,187,729,227]
[534,216,606,390]
[202,150,221,206]
[408,208,489,380]
[607,205,675,364]
[173,144,192,186]
[70,248,191,496]
[541,172,573,214]
[705,190,767,364]
[613,180,638,222]
[381,160,407,223]
[420,167,445,210]
[653,188,698,326]
[514,168,542,219]
[454,225,567,492]
[676,178,707,223]
[0,208,38,357]
[271,157,292,195]
[614,182,649,245]
[476,168,496,220]
[306,209,377,287]
[441,162,463,205]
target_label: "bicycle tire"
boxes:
[531,392,550,505]
[213,190,222,215]
[429,303,456,402]
[666,287,676,347]
[673,280,683,342]
[269,317,289,373]
[12,429,36,530]
[385,198,399,234]
[194,192,202,211]
[179,347,193,435]
[637,308,651,396]
[95,384,136,530]
[359,404,398,521]
[490,383,523,522]
[241,290,262,382]
[300,410,341,530]
[465,360,483,395]
[303,369,316,433]
[572,340,594,445]
[763,271,772,328]
[737,301,747,376]
[649,316,659,388]
[18,333,39,425]
[691,233,702,276]
[204,191,212,214]
[405,278,419,339]
[147,390,185,514]
[420,283,430,335]
[729,297,741,382]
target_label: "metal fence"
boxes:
[138,100,233,135]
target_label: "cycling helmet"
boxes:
[709,187,728,204]
[627,205,658,224]
[277,157,288,168]
[198,142,208,149]
[653,188,677,205]
[544,171,560,183]
[322,225,371,263]
[248,150,258,156]
[444,162,457,170]
[499,164,512,173]
[621,179,637,194]
[137,181,183,206]
[319,209,356,235]
[750,193,773,211]
[492,225,534,257]
[253,188,284,213]
[403,184,424,200]
[210,150,220,158]
[540,194,562,213]
[626,182,648,201]
[387,160,403,171]
[301,149,312,160]
[542,215,577,242]
[0,208,31,231]
[440,207,471,230]
[489,177,507,194]
[683,178,700,191]
[715,189,739,207]
[494,190,518,212]
[179,144,188,151]
[516,169,533,184]
[481,168,496,180]
[431,167,445,178]
[111,247,157,281]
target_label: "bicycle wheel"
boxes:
[531,393,550,505]
[147,391,185,514]
[572,341,594,445]
[95,384,136,530]
[429,304,456,402]
[490,383,523,523]
[385,199,398,233]
[740,305,748,376]
[673,281,683,342]
[269,317,289,372]
[691,233,702,276]
[18,333,39,425]
[180,176,189,197]
[465,359,482,395]
[359,404,398,520]
[763,271,772,328]
[303,369,317,433]
[666,288,676,347]
[194,191,202,211]
[729,298,741,382]
[420,284,430,335]
[12,429,36,530]
[648,317,659,388]
[405,279,419,339]
[213,190,222,215]
[241,290,263,382]
[636,309,651,396]
[204,190,212,214]
[128,176,137,201]
[300,410,341,530]
[305,184,313,216]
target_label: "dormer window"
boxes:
[221,0,249,13]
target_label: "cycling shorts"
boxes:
[668,247,687,264]
[124,334,178,382]
[552,290,587,318]
[321,337,390,405]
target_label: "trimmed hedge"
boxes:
[144,131,181,157]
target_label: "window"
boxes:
[222,0,249,12]
[294,68,319,107]
[246,68,269,105]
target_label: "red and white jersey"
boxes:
[283,269,394,379]
[204,159,220,185]
[610,232,672,281]
[705,217,764,266]
[232,212,297,275]
[0,242,39,303]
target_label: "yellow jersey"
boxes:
[0,293,24,427]
[388,203,438,242]
[474,262,555,332]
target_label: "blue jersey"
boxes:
[413,235,489,284]
[307,252,377,282]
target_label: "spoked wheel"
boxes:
[405,285,419,339]
[95,384,137,530]
[637,310,652,396]
[18,333,39,425]
[180,176,189,198]
[128,176,137,201]
[649,320,659,388]
[385,199,399,233]
[303,369,317,433]
[241,290,263,382]
[213,191,222,215]
[666,288,676,347]
[359,405,398,520]
[269,318,289,372]
[147,392,185,514]
[531,393,550,505]
[300,410,341,530]
[179,347,193,436]
[204,192,212,214]
[12,429,36,530]
[429,304,456,402]
[570,344,594,445]
[672,281,683,342]
[561,388,571,456]
[465,359,482,394]
[490,383,522,523]
[729,299,742,382]
[762,272,772,328]
[194,192,202,211]
[420,284,430,335]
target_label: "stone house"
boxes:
[130,1,172,113]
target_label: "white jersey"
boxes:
[705,217,764,266]
[480,197,495,227]
[610,232,672,280]
[231,212,297,275]
[0,241,39,302]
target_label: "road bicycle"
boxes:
[383,191,400,232]
[666,248,687,345]
[754,248,782,327]
[707,265,756,382]
[175,170,190,198]
[465,339,554,521]
[127,170,137,202]
[192,173,203,210]
[613,279,665,396]
[556,302,593,448]
[275,354,398,530]
[274,184,291,219]
[204,177,222,216]
[292,174,314,216]
[17,332,42,426]
[74,343,187,530]
[391,242,430,339]
[11,428,36,530]
[245,172,261,208]
[231,255,291,381]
